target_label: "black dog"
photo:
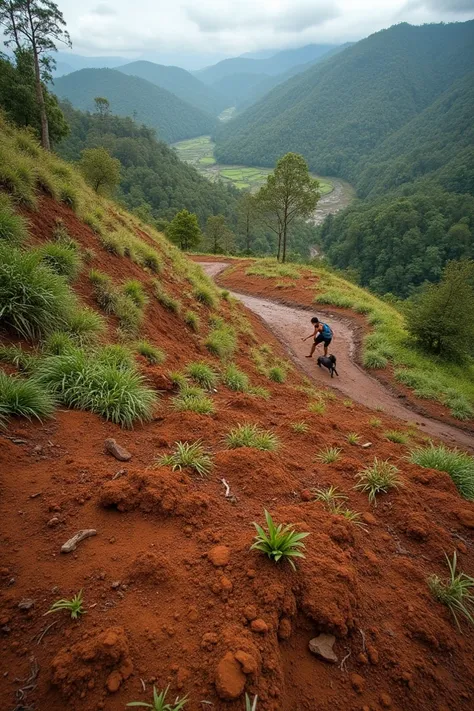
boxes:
[317,354,339,378]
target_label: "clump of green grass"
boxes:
[221,289,230,301]
[46,590,85,620]
[135,341,165,365]
[158,440,213,477]
[0,192,28,244]
[225,423,278,451]
[205,325,236,359]
[168,370,187,389]
[0,371,55,423]
[0,344,38,371]
[409,443,474,500]
[308,400,326,415]
[35,242,83,281]
[127,685,188,710]
[343,399,354,408]
[248,386,271,399]
[35,348,157,428]
[96,344,135,370]
[428,552,474,630]
[223,363,250,392]
[100,231,126,256]
[369,417,382,428]
[186,361,218,390]
[251,509,309,571]
[154,283,180,313]
[65,307,104,345]
[193,284,217,308]
[44,331,75,355]
[385,430,409,444]
[291,421,309,434]
[355,458,402,504]
[313,485,347,509]
[123,279,149,308]
[268,365,286,383]
[316,446,342,464]
[363,351,388,369]
[89,270,143,334]
[184,310,200,332]
[333,506,366,528]
[347,432,361,445]
[172,390,215,415]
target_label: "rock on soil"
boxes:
[60,529,97,553]
[309,634,338,663]
[250,618,269,634]
[104,438,132,462]
[215,651,246,700]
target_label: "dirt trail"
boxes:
[202,262,474,451]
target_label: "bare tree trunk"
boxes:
[277,230,282,261]
[282,222,288,263]
[246,211,250,253]
[32,45,50,150]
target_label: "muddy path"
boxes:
[311,177,355,226]
[202,262,474,451]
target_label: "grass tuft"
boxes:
[268,365,286,383]
[316,446,342,464]
[347,432,361,445]
[251,509,309,571]
[184,310,200,332]
[291,421,309,434]
[409,443,474,500]
[154,282,180,313]
[308,400,326,415]
[355,458,402,504]
[123,279,149,308]
[186,361,219,390]
[225,423,278,451]
[172,391,215,415]
[223,363,250,392]
[428,552,474,630]
[158,440,213,477]
[0,371,55,423]
[193,285,217,308]
[0,192,29,244]
[127,685,188,710]
[385,430,409,444]
[205,325,236,359]
[46,591,85,620]
[135,341,165,365]
[35,242,82,281]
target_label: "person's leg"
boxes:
[306,340,317,357]
[323,338,332,357]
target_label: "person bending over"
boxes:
[302,317,333,358]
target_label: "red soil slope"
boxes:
[1,199,474,711]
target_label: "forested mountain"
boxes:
[211,72,271,108]
[215,22,474,179]
[117,61,228,116]
[53,69,216,143]
[57,102,238,225]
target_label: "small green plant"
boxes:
[221,289,230,300]
[193,284,217,308]
[316,446,342,464]
[46,590,85,620]
[291,421,309,434]
[369,417,382,428]
[127,685,188,710]
[0,344,37,371]
[225,423,279,451]
[0,371,55,422]
[409,443,474,500]
[186,362,219,390]
[123,279,149,308]
[333,505,367,529]
[355,458,402,504]
[0,192,28,244]
[251,510,309,571]
[205,326,236,359]
[343,399,354,408]
[268,366,286,383]
[313,485,347,509]
[347,432,361,445]
[135,341,165,365]
[44,331,75,355]
[35,242,83,281]
[428,552,474,630]
[245,694,258,711]
[154,283,180,313]
[223,363,250,392]
[184,310,200,332]
[158,440,213,477]
[249,386,271,399]
[172,391,215,415]
[385,430,409,444]
[65,307,104,345]
[308,400,326,415]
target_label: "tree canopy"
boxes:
[167,209,202,251]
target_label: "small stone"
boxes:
[250,618,268,634]
[362,512,377,526]
[309,634,338,663]
[111,581,121,590]
[278,618,292,641]
[350,673,365,693]
[220,576,233,593]
[301,489,313,502]
[367,644,379,665]
[208,545,230,567]
[380,693,392,708]
[361,442,372,448]
[215,652,246,700]
[201,632,218,649]
[33,445,43,455]
[18,599,35,611]
[104,438,132,462]
[106,670,122,693]
[235,650,258,674]
[61,529,96,553]
[357,652,368,665]
[244,605,257,621]
[47,517,60,528]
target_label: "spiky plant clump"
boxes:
[99,231,126,256]
[385,430,409,444]
[313,485,347,510]
[347,432,361,445]
[123,279,149,308]
[205,326,236,359]
[428,552,474,630]
[158,440,213,477]
[251,509,309,571]
[308,400,326,415]
[355,458,402,504]
[96,344,135,370]
[35,348,157,428]
[172,391,215,415]
[193,285,217,308]
[332,504,367,529]
[369,417,382,428]
[0,371,55,423]
[168,371,187,389]
[127,685,188,710]
[46,590,85,620]
[0,344,38,371]
[154,283,180,313]
[268,366,286,383]
[135,341,165,365]
[223,363,250,392]
[225,423,279,451]
[184,310,200,332]
[65,307,104,345]
[316,446,342,464]
[0,245,77,340]
[186,361,219,390]
[343,399,354,408]
[44,331,75,355]
[35,242,83,281]
[409,443,474,500]
[246,694,258,711]
[221,289,230,300]
[291,421,309,434]
[0,192,29,244]
[248,386,271,399]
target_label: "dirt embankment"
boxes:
[1,198,474,711]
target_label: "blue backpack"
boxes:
[321,323,332,339]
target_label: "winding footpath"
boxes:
[201,262,474,451]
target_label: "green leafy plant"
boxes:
[245,694,258,711]
[0,344,38,371]
[35,242,83,281]
[355,458,402,504]
[332,504,367,529]
[127,685,188,710]
[205,326,236,359]
[268,366,286,383]
[385,430,409,444]
[0,371,55,423]
[313,485,347,509]
[346,432,361,445]
[65,307,104,345]
[308,400,326,415]
[158,440,213,477]
[428,552,474,630]
[225,423,279,451]
[316,446,342,464]
[369,417,382,428]
[123,279,149,308]
[135,341,165,365]
[249,386,271,400]
[223,363,250,392]
[193,284,217,308]
[46,590,85,620]
[251,510,309,571]
[154,283,180,313]
[44,331,75,355]
[172,391,215,415]
[186,362,218,390]
[409,443,474,500]
[184,310,199,332]
[291,421,309,434]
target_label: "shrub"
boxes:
[0,192,28,244]
[135,341,165,365]
[193,285,217,308]
[35,242,83,281]
[127,684,188,710]
[184,310,199,332]
[385,430,409,444]
[316,446,342,464]
[79,147,121,194]
[154,283,180,313]
[268,366,286,383]
[186,362,218,390]
[158,440,213,477]
[223,364,250,392]
[369,417,382,427]
[123,280,148,308]
[225,423,278,451]
[35,348,157,428]
[291,421,309,434]
[428,552,474,630]
[0,245,76,340]
[172,391,215,415]
[251,510,309,571]
[355,458,402,504]
[46,591,85,620]
[0,370,55,422]
[205,326,236,359]
[409,444,474,500]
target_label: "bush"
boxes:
[409,443,474,500]
[186,362,218,390]
[0,370,55,422]
[223,363,250,392]
[0,245,76,340]
[158,440,213,477]
[184,310,200,332]
[225,423,278,451]
[205,326,236,359]
[79,147,121,194]
[35,348,157,428]
[135,341,165,365]
[35,242,83,281]
[0,192,28,244]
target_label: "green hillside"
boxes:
[117,61,228,116]
[215,22,474,178]
[53,69,216,144]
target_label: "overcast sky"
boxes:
[30,0,474,62]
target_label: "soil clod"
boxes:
[309,634,338,663]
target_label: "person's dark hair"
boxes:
[311,317,319,324]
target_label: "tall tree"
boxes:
[94,96,110,118]
[255,153,320,262]
[167,209,202,251]
[205,214,235,254]
[79,147,121,194]
[0,0,71,150]
[237,192,257,255]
